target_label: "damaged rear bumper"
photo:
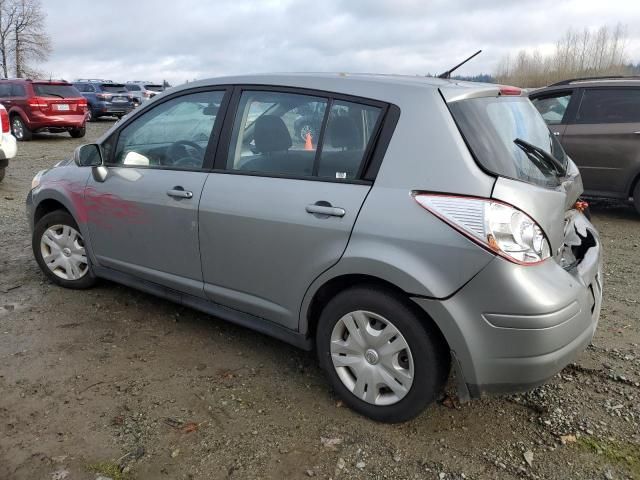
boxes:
[413,209,603,399]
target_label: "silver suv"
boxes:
[26,74,603,422]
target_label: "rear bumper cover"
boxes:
[28,113,86,130]
[413,211,602,398]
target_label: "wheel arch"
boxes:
[302,273,450,352]
[34,198,72,225]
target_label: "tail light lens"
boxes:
[96,93,112,100]
[0,108,9,133]
[414,194,551,265]
[28,96,50,111]
[78,98,87,111]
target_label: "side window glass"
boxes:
[227,91,328,176]
[0,83,11,97]
[317,101,381,180]
[10,84,25,96]
[111,90,224,169]
[576,88,640,124]
[531,92,572,125]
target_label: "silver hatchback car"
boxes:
[27,74,603,422]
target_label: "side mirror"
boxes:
[74,144,103,167]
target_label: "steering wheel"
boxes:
[167,140,205,168]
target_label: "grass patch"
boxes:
[578,436,640,478]
[87,461,133,480]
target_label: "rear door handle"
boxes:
[167,187,193,199]
[306,203,345,217]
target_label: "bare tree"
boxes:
[0,0,18,77]
[495,24,631,87]
[12,0,50,78]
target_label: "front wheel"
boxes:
[316,286,450,422]
[32,210,96,289]
[69,127,86,138]
[11,116,32,141]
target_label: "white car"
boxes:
[0,103,17,182]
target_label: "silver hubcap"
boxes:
[40,224,88,281]
[12,118,23,139]
[330,310,414,406]
[300,125,313,141]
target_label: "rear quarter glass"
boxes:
[449,96,567,188]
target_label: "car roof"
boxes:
[530,76,640,96]
[167,72,506,104]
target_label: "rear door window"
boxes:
[0,83,12,97]
[317,100,381,180]
[227,91,328,177]
[575,88,640,124]
[531,91,573,125]
[226,90,383,180]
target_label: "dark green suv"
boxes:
[529,76,640,214]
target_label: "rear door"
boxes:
[561,87,640,197]
[86,88,228,296]
[199,88,386,329]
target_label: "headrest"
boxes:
[327,116,359,149]
[254,115,292,153]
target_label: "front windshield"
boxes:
[449,96,568,187]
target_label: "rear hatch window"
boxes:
[145,85,163,92]
[33,84,81,98]
[126,84,141,91]
[449,96,568,187]
[101,84,128,93]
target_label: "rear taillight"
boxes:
[28,96,50,110]
[78,98,87,111]
[498,86,522,96]
[414,193,551,265]
[96,93,112,100]
[0,108,9,133]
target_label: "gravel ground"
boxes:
[1,121,639,480]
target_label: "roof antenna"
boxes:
[438,50,482,79]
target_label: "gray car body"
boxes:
[26,73,603,399]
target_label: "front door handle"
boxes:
[167,187,193,199]
[306,203,345,217]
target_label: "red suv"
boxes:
[0,79,88,141]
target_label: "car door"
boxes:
[561,87,640,196]
[86,88,228,296]
[199,88,386,329]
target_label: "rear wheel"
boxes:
[0,167,5,182]
[32,210,96,289]
[69,127,86,138]
[633,182,640,216]
[316,286,450,422]
[11,116,32,141]
[86,107,95,122]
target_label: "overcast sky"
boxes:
[39,0,640,86]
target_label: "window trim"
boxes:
[211,84,394,184]
[101,86,232,172]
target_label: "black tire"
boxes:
[316,285,450,423]
[87,107,96,122]
[32,210,96,289]
[0,167,4,182]
[11,115,32,141]
[633,182,640,216]
[69,127,86,138]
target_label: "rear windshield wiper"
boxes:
[514,138,567,177]
[43,93,65,99]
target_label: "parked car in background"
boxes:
[27,74,602,422]
[0,103,16,181]
[125,81,164,103]
[72,80,134,121]
[529,76,640,214]
[0,79,87,141]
